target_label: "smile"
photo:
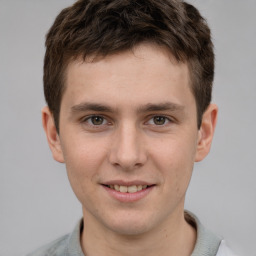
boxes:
[106,184,148,193]
[102,182,155,202]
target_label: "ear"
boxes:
[195,104,218,162]
[42,106,65,163]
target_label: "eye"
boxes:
[153,116,167,125]
[147,116,171,126]
[85,115,107,126]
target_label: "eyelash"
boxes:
[81,115,173,127]
[146,116,172,126]
[82,115,110,126]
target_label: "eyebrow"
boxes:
[137,102,184,113]
[71,103,113,113]
[70,102,184,115]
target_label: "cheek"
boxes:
[62,133,108,171]
[150,136,196,197]
[60,135,108,197]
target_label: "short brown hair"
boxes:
[44,0,214,132]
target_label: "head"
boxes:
[44,0,214,133]
[42,0,218,238]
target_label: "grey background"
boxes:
[0,0,255,255]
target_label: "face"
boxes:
[43,43,217,236]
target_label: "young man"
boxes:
[28,0,236,255]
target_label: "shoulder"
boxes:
[26,219,84,256]
[216,241,239,256]
[26,234,69,256]
[185,211,238,256]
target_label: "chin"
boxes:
[110,223,150,236]
[104,213,155,236]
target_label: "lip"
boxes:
[102,180,153,186]
[101,182,155,202]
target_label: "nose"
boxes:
[109,123,147,170]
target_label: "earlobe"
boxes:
[42,106,65,163]
[195,104,218,162]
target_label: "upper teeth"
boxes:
[108,185,148,193]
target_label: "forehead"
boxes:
[62,43,194,110]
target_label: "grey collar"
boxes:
[185,211,222,256]
[66,220,84,256]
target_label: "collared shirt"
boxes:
[27,212,237,256]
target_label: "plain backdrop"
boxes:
[0,1,255,255]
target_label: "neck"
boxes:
[80,209,196,256]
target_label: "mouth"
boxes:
[101,180,155,202]
[103,184,154,193]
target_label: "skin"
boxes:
[43,43,218,256]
